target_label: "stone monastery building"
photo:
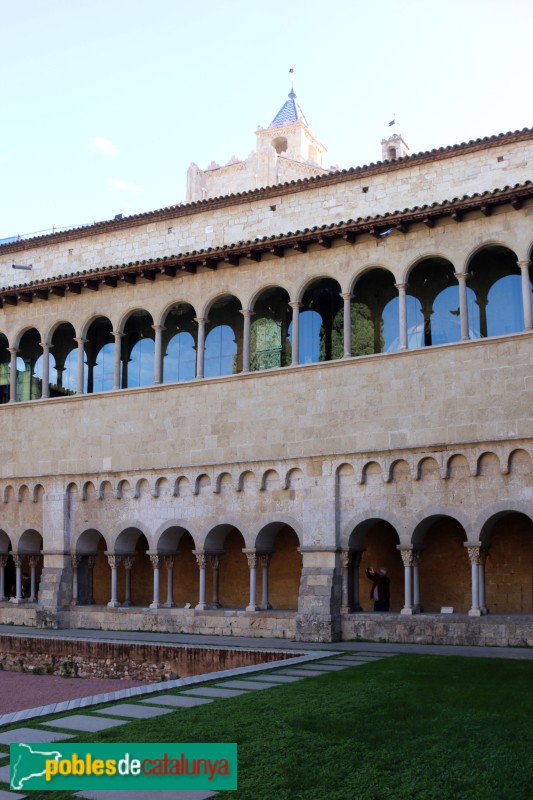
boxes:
[1,88,533,645]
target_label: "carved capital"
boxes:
[0,554,8,568]
[466,545,481,565]
[123,555,136,570]
[258,553,272,569]
[107,554,121,569]
[164,555,176,570]
[195,552,207,569]
[340,550,351,570]
[12,554,23,568]
[71,554,82,569]
[351,550,364,568]
[149,554,163,570]
[246,552,258,570]
[28,555,41,568]
[399,549,414,567]
[86,555,97,569]
[209,555,221,570]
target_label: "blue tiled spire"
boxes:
[269,88,309,128]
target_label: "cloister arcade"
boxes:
[0,243,531,403]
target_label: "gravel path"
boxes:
[0,670,149,714]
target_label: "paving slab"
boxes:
[0,765,10,784]
[0,728,74,745]
[217,680,279,691]
[140,695,213,708]
[335,656,383,663]
[295,663,348,671]
[75,791,216,799]
[246,674,302,683]
[0,791,25,800]
[93,703,173,719]
[276,669,330,677]
[181,687,248,699]
[42,714,126,733]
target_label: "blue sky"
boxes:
[1,0,531,239]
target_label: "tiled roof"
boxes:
[269,89,309,128]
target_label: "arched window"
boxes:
[163,303,197,383]
[251,287,291,371]
[407,258,459,347]
[121,311,154,388]
[0,334,10,403]
[298,278,343,364]
[468,246,523,338]
[352,269,398,355]
[16,329,42,401]
[204,296,242,377]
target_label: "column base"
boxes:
[468,608,482,617]
[195,602,209,611]
[163,602,176,609]
[9,597,23,605]
[122,601,131,607]
[210,602,222,609]
[246,604,260,612]
[401,607,416,615]
[107,600,120,608]
[149,602,162,609]
[70,599,79,606]
[260,603,272,610]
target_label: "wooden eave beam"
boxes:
[161,265,177,276]
[318,236,332,249]
[35,289,49,300]
[269,246,285,258]
[200,259,218,270]
[423,217,435,229]
[50,286,65,297]
[67,283,82,294]
[84,279,100,291]
[141,269,157,281]
[244,250,262,262]
[4,295,17,306]
[451,210,463,222]
[480,204,492,217]
[511,198,522,210]
[181,263,197,274]
[342,231,357,244]
[395,222,409,234]
[103,275,118,287]
[121,273,137,285]
[17,292,32,303]
[224,254,240,266]
[293,241,308,253]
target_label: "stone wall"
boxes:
[0,634,292,679]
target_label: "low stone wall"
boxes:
[342,613,533,647]
[0,634,292,680]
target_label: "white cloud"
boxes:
[111,178,141,194]
[89,136,118,156]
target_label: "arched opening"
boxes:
[352,269,399,355]
[205,296,243,377]
[481,512,533,613]
[122,311,155,388]
[297,278,343,363]
[0,531,13,600]
[84,317,114,394]
[255,523,301,609]
[17,529,43,602]
[204,525,248,607]
[349,520,402,612]
[115,528,151,605]
[49,322,77,396]
[0,333,10,404]
[413,516,469,612]
[468,245,523,338]
[162,304,197,383]
[406,258,459,347]
[76,529,108,605]
[16,328,42,400]
[251,287,291,370]
[156,526,196,606]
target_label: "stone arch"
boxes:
[134,478,151,499]
[478,510,533,613]
[388,459,411,483]
[17,484,30,503]
[476,451,501,477]
[175,476,191,497]
[416,456,442,481]
[350,266,399,355]
[507,448,533,477]
[214,472,233,494]
[254,521,302,610]
[342,510,406,548]
[204,523,248,608]
[81,481,97,501]
[466,244,523,338]
[161,301,198,384]
[361,461,384,485]
[249,285,292,371]
[203,294,243,377]
[99,480,114,500]
[75,528,109,555]
[32,484,45,503]
[153,477,171,498]
[194,473,211,495]
[237,470,257,493]
[284,467,304,490]
[261,469,281,491]
[3,485,14,503]
[476,501,533,544]
[347,517,402,612]
[411,507,472,546]
[248,282,292,312]
[446,453,470,479]
[116,479,133,500]
[17,528,43,554]
[0,529,13,553]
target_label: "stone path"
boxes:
[0,648,393,799]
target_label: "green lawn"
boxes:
[2,654,533,799]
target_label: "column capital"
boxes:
[465,543,482,565]
[74,337,87,345]
[28,554,41,568]
[340,550,351,569]
[106,553,121,569]
[0,554,8,568]
[397,545,414,567]
[340,292,352,301]
[194,551,207,569]
[454,271,469,281]
[71,554,82,569]
[123,554,136,570]
[194,317,207,325]
[86,554,97,568]
[258,553,272,568]
[394,282,407,292]
[39,342,51,351]
[8,346,18,355]
[164,555,176,569]
[245,552,258,569]
[12,553,23,568]
[239,309,254,318]
[209,554,222,570]
[152,324,166,333]
[148,552,163,569]
[517,259,531,270]
[111,330,124,339]
[289,301,301,310]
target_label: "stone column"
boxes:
[412,550,422,613]
[12,554,23,603]
[149,553,163,609]
[27,555,39,602]
[39,342,50,399]
[466,544,482,617]
[71,554,82,605]
[289,302,300,365]
[454,272,470,341]
[245,552,260,611]
[340,550,351,613]
[478,547,488,615]
[164,555,175,608]
[75,337,86,394]
[341,292,352,358]
[152,324,165,384]
[351,551,363,612]
[399,547,414,615]
[209,555,222,608]
[395,283,408,350]
[122,555,135,607]
[0,554,8,601]
[259,553,272,610]
[106,553,121,608]
[112,331,123,390]
[195,318,206,379]
[8,347,17,403]
[194,552,208,610]
[86,555,96,604]
[518,259,533,331]
[240,310,253,373]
